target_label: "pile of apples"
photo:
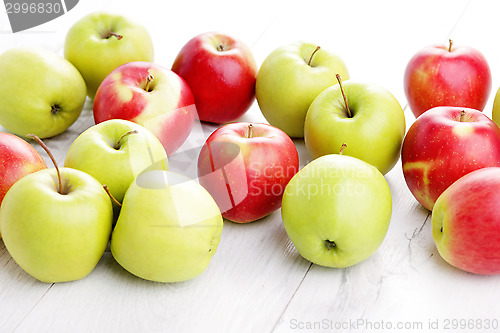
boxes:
[0,11,499,285]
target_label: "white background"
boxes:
[1,0,500,332]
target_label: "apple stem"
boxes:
[106,32,123,40]
[339,143,347,155]
[103,185,122,207]
[448,39,453,52]
[460,110,466,122]
[27,134,63,195]
[115,130,138,149]
[217,44,225,52]
[144,74,154,92]
[336,74,352,118]
[247,124,254,138]
[308,46,321,66]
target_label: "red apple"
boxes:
[432,167,500,275]
[172,32,257,124]
[402,106,500,210]
[198,122,299,223]
[0,132,46,209]
[93,61,196,156]
[404,40,491,118]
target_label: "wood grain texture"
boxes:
[2,1,500,332]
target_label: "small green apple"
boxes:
[64,12,154,99]
[304,78,405,175]
[0,47,86,138]
[111,170,223,282]
[0,167,113,283]
[256,41,349,138]
[281,153,392,268]
[492,86,500,127]
[64,119,168,207]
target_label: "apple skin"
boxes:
[281,154,392,268]
[304,80,405,175]
[0,48,87,138]
[197,122,299,223]
[172,32,257,124]
[404,41,491,118]
[0,168,113,283]
[402,107,500,211]
[64,119,168,208]
[93,62,196,156]
[432,167,500,275]
[0,133,47,210]
[111,170,223,283]
[492,86,500,127]
[256,41,349,138]
[65,12,154,99]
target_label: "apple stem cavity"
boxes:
[27,134,63,195]
[339,143,347,155]
[103,185,122,207]
[308,46,321,66]
[247,124,254,138]
[144,74,154,92]
[115,130,138,150]
[336,74,353,118]
[448,39,453,52]
[325,239,336,251]
[105,31,123,40]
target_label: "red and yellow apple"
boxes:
[0,132,47,211]
[93,61,196,156]
[172,32,257,124]
[198,122,299,223]
[402,106,500,210]
[404,40,491,118]
[432,167,500,275]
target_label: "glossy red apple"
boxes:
[93,61,196,156]
[172,32,257,124]
[432,167,500,275]
[402,106,500,210]
[0,132,47,211]
[404,40,491,118]
[198,122,299,223]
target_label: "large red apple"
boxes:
[432,167,500,275]
[404,40,491,118]
[0,132,47,218]
[402,106,500,210]
[93,61,196,156]
[197,122,299,223]
[172,32,257,124]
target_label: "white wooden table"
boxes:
[1,1,500,332]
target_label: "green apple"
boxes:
[304,78,405,175]
[111,170,223,282]
[0,167,113,283]
[281,153,392,268]
[0,47,86,138]
[64,12,154,99]
[492,86,500,127]
[64,119,168,208]
[256,41,349,138]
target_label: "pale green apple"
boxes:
[0,47,86,138]
[111,170,223,282]
[0,168,113,283]
[65,12,154,99]
[256,41,348,138]
[64,119,168,207]
[492,86,500,127]
[304,80,405,175]
[281,154,392,268]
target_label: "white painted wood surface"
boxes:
[1,1,500,332]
